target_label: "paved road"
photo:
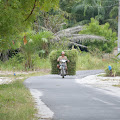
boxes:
[24,70,120,120]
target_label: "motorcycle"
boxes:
[59,60,67,78]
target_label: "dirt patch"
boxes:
[0,77,12,84]
[0,69,50,75]
[76,73,120,97]
[0,69,50,85]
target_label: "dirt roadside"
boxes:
[0,69,50,84]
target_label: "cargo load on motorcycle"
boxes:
[49,49,78,76]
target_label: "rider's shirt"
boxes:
[57,56,68,66]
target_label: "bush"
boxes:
[79,18,117,53]
[32,54,51,70]
[77,52,107,70]
[49,49,78,75]
[21,31,53,69]
[0,53,25,71]
[105,63,120,77]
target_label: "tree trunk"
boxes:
[1,50,9,62]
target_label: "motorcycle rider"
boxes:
[57,51,69,72]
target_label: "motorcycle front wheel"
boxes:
[61,67,65,78]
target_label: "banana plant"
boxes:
[21,30,53,69]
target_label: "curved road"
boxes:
[24,70,120,120]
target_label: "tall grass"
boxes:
[105,62,120,77]
[77,52,110,70]
[33,55,51,70]
[0,80,37,120]
[0,54,51,71]
[0,52,112,71]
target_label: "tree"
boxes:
[35,8,68,33]
[21,30,53,69]
[59,0,118,27]
[0,0,59,61]
[107,6,118,32]
[79,18,117,53]
[0,0,59,51]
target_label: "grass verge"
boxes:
[113,85,120,87]
[0,71,50,120]
[0,53,110,71]
[0,80,37,120]
[0,57,51,71]
[77,53,110,70]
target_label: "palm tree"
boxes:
[69,0,118,26]
[107,5,118,32]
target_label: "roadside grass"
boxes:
[113,85,120,87]
[0,80,38,120]
[0,71,49,120]
[0,52,113,120]
[0,70,50,78]
[0,52,111,72]
[33,58,51,70]
[0,57,51,71]
[97,73,106,77]
[77,53,110,70]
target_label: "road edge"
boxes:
[75,73,120,98]
[30,89,54,120]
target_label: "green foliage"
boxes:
[0,53,25,71]
[105,54,120,77]
[109,6,118,19]
[21,31,53,69]
[0,51,114,72]
[62,0,101,25]
[60,0,79,13]
[0,55,51,71]
[39,0,60,12]
[77,52,109,70]
[73,20,90,26]
[60,0,118,29]
[107,6,118,32]
[50,37,70,52]
[0,80,38,120]
[0,30,53,70]
[38,8,68,33]
[32,55,51,70]
[0,0,35,51]
[105,63,120,77]
[22,31,53,53]
[106,19,118,32]
[0,0,59,52]
[79,18,117,53]
[49,49,78,75]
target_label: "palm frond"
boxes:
[106,19,118,32]
[73,20,90,26]
[72,4,84,13]
[109,6,118,18]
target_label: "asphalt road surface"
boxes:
[24,70,120,120]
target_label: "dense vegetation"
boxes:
[0,0,119,71]
[60,0,118,30]
[0,0,59,51]
[79,18,117,53]
[0,80,37,120]
[1,1,119,119]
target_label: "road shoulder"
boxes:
[76,73,120,97]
